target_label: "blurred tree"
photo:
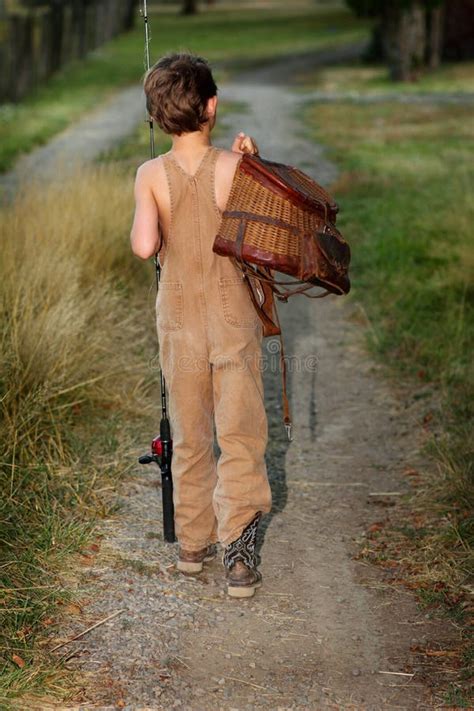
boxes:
[181,0,198,14]
[1,0,138,102]
[443,0,474,60]
[345,0,446,80]
[427,4,443,69]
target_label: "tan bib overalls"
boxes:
[156,145,272,551]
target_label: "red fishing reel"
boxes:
[139,435,167,466]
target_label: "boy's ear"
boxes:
[206,95,218,119]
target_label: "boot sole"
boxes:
[177,552,216,573]
[227,579,262,598]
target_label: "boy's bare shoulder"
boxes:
[217,148,242,167]
[215,149,242,181]
[214,150,244,212]
[135,155,167,182]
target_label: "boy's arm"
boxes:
[130,163,160,260]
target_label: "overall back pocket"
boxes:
[156,281,184,332]
[218,276,260,328]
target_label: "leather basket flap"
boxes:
[239,154,339,223]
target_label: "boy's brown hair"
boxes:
[144,52,218,136]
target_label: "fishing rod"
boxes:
[138,0,176,544]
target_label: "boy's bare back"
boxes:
[137,148,241,247]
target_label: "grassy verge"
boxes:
[297,58,474,93]
[0,167,158,704]
[0,4,369,172]
[305,99,473,703]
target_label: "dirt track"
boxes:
[50,69,458,710]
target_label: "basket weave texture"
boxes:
[213,154,350,295]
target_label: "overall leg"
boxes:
[160,336,218,551]
[211,339,272,547]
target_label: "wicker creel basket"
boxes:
[213,153,351,296]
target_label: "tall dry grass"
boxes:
[0,165,155,701]
[2,166,145,459]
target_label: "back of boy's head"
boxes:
[144,53,218,135]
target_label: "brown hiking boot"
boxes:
[223,512,263,598]
[226,560,262,598]
[177,543,217,573]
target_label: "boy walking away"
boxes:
[130,53,272,598]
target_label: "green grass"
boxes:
[297,58,474,93]
[305,99,473,701]
[306,101,473,395]
[0,4,369,172]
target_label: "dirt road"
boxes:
[51,68,458,710]
[0,85,144,200]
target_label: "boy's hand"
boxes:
[232,132,259,155]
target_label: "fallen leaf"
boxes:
[410,645,458,658]
[99,402,115,410]
[15,626,32,640]
[379,560,399,569]
[413,514,427,529]
[425,649,458,658]
[368,521,385,534]
[403,467,420,478]
[116,699,126,708]
[12,654,25,668]
[64,603,82,615]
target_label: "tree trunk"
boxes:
[381,1,427,81]
[9,16,31,100]
[443,0,474,60]
[124,0,138,31]
[50,0,64,73]
[427,5,444,69]
[409,2,426,77]
[182,0,198,15]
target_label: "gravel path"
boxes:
[232,41,368,86]
[53,79,456,709]
[0,85,144,200]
